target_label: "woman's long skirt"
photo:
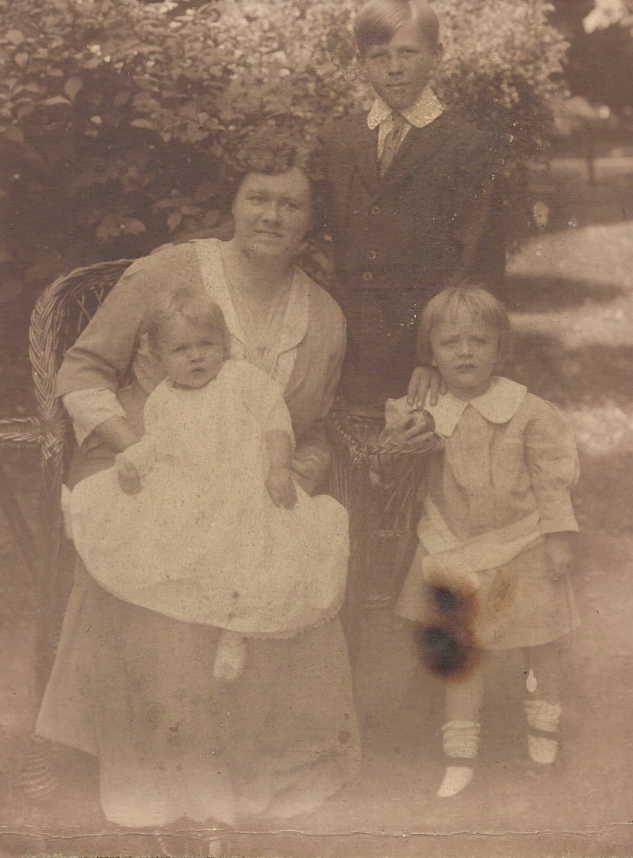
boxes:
[36,565,360,828]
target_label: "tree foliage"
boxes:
[1,0,568,300]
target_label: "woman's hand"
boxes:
[544,532,574,582]
[266,466,298,509]
[95,415,141,454]
[407,365,443,410]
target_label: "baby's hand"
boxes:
[544,532,574,582]
[266,466,297,509]
[117,457,142,495]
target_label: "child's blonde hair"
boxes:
[354,0,440,56]
[146,289,230,356]
[417,284,512,368]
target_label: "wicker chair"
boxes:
[28,259,134,604]
[12,258,134,801]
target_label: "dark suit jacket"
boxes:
[320,109,506,398]
[321,108,504,296]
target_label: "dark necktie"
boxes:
[379,112,408,176]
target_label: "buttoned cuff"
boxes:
[62,388,125,446]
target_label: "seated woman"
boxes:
[36,130,360,831]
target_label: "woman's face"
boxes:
[231,167,313,261]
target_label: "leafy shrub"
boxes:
[0,0,568,301]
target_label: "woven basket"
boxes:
[327,399,441,536]
[327,399,441,623]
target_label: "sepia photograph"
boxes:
[1,0,632,856]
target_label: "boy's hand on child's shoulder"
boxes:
[407,365,445,409]
[544,532,574,581]
[266,466,298,509]
[117,456,142,495]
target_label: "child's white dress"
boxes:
[69,359,349,636]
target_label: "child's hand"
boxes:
[423,555,480,596]
[544,532,574,581]
[379,413,435,454]
[117,457,142,495]
[266,466,297,509]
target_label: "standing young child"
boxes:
[392,286,580,798]
[68,288,349,680]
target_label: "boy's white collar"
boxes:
[367,86,444,130]
[425,377,528,438]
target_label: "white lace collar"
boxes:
[425,377,528,438]
[195,239,310,390]
[195,239,310,355]
[367,86,444,130]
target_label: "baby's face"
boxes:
[159,318,225,389]
[430,309,499,400]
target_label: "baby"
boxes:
[69,288,349,681]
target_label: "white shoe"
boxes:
[437,765,474,798]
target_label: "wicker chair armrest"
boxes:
[0,416,42,449]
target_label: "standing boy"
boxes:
[322,0,504,406]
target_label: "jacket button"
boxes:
[370,205,381,215]
[362,271,374,282]
[367,249,377,260]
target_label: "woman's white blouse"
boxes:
[63,241,309,446]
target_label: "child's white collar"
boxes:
[425,377,528,438]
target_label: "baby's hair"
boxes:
[417,283,513,368]
[146,289,230,355]
[354,0,440,56]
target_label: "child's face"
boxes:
[158,317,225,389]
[430,309,499,400]
[361,21,441,111]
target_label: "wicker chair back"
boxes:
[28,259,133,599]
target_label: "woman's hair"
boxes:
[354,0,440,56]
[146,288,230,356]
[417,284,513,368]
[226,126,326,234]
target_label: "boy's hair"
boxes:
[417,284,512,367]
[146,289,230,355]
[354,0,440,55]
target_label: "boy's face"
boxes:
[159,317,225,389]
[361,20,441,111]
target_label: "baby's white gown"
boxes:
[70,360,349,636]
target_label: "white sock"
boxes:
[438,720,480,798]
[442,720,481,759]
[525,699,561,764]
